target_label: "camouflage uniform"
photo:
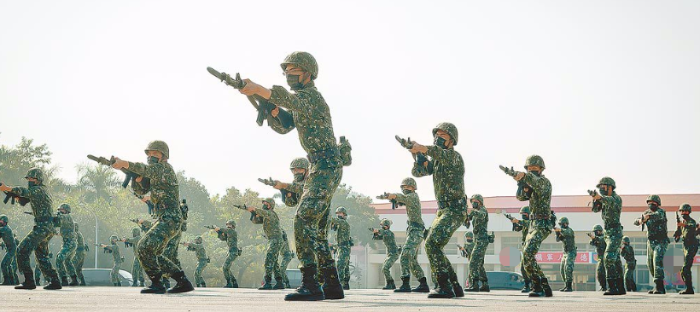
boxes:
[55,207,77,285]
[393,182,426,283]
[123,228,145,286]
[465,194,489,291]
[459,232,475,282]
[73,223,88,286]
[620,237,636,292]
[252,200,284,288]
[675,204,697,294]
[102,237,123,285]
[512,206,531,292]
[555,217,575,291]
[280,157,308,207]
[279,231,295,288]
[0,217,18,285]
[591,177,624,295]
[589,225,607,291]
[217,222,239,287]
[330,211,351,288]
[412,123,466,298]
[186,238,208,287]
[636,195,668,294]
[372,222,399,288]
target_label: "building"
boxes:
[351,194,700,291]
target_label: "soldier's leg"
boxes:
[1,251,12,284]
[596,258,606,290]
[263,239,276,281]
[65,242,77,279]
[402,229,425,279]
[56,243,69,279]
[163,231,183,270]
[651,242,667,280]
[195,260,205,285]
[425,208,464,297]
[74,252,85,281]
[35,231,58,281]
[337,247,350,284]
[280,252,293,285]
[137,218,183,279]
[523,226,550,296]
[17,230,42,276]
[223,253,233,283]
[646,242,654,279]
[604,232,622,279]
[682,245,698,286]
[269,239,283,287]
[111,262,119,284]
[566,251,575,283]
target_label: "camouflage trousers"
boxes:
[425,204,466,276]
[595,249,606,285]
[56,236,77,278]
[132,256,145,283]
[469,238,489,282]
[137,214,184,279]
[603,227,623,279]
[264,238,283,279]
[17,223,58,280]
[523,221,551,280]
[111,260,122,283]
[646,239,668,280]
[1,246,16,283]
[624,261,636,290]
[338,245,351,283]
[560,249,576,283]
[682,244,698,284]
[73,249,87,280]
[223,249,239,283]
[294,165,342,270]
[195,259,208,284]
[164,229,183,271]
[400,227,425,279]
[382,252,399,282]
[279,250,294,284]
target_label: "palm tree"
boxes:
[76,163,119,203]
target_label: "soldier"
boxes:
[379,177,429,293]
[634,194,669,294]
[457,231,475,288]
[673,203,697,295]
[589,177,625,295]
[33,252,54,286]
[620,236,636,292]
[122,228,145,287]
[589,224,607,291]
[239,52,346,301]
[510,155,553,297]
[111,141,194,294]
[279,231,295,289]
[159,199,189,289]
[372,218,399,290]
[0,168,62,290]
[331,207,352,290]
[73,222,88,286]
[554,217,576,292]
[408,122,465,299]
[249,198,284,290]
[0,215,18,285]
[463,194,490,292]
[268,157,310,207]
[213,220,239,288]
[183,236,209,288]
[55,204,78,286]
[509,206,531,293]
[99,235,124,286]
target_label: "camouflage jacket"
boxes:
[139,220,153,233]
[513,219,530,244]
[217,228,238,251]
[591,192,622,230]
[268,82,342,168]
[412,146,465,203]
[589,233,607,256]
[57,213,76,239]
[0,226,16,249]
[282,181,304,207]
[75,231,87,252]
[644,208,669,243]
[518,173,551,222]
[11,185,53,223]
[374,229,399,255]
[127,161,181,218]
[393,191,424,228]
[467,207,489,238]
[124,235,141,250]
[330,217,351,245]
[104,243,122,263]
[621,244,635,262]
[252,208,282,239]
[556,227,576,252]
[680,216,699,247]
[187,242,208,261]
[461,240,475,259]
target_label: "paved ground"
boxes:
[2,287,698,312]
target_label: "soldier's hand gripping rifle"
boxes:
[204,225,221,232]
[499,165,532,200]
[87,154,151,190]
[0,183,30,206]
[206,67,294,129]
[502,212,519,231]
[396,135,431,169]
[376,192,400,209]
[586,232,595,240]
[234,204,256,221]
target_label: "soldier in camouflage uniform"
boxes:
[674,203,697,294]
[380,177,429,293]
[458,231,475,287]
[183,236,209,287]
[554,217,576,292]
[55,204,78,286]
[121,228,145,287]
[268,157,309,207]
[239,52,347,301]
[588,224,607,291]
[99,235,123,286]
[0,215,18,285]
[278,230,295,288]
[249,198,285,290]
[372,218,399,290]
[510,155,553,297]
[214,220,239,288]
[0,168,62,290]
[589,176,625,295]
[73,222,88,286]
[634,194,669,294]
[408,122,465,299]
[509,206,531,292]
[464,194,490,292]
[330,207,352,290]
[620,236,636,292]
[112,141,193,294]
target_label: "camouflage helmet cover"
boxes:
[519,206,530,215]
[596,177,616,190]
[144,140,170,159]
[195,236,203,242]
[226,220,236,228]
[558,217,569,225]
[335,206,347,215]
[25,167,45,183]
[401,177,417,190]
[0,214,8,224]
[593,224,603,232]
[679,203,691,213]
[646,194,661,205]
[622,236,631,244]
[464,231,474,238]
[59,203,71,213]
[470,194,484,205]
[289,157,310,170]
[109,235,119,242]
[524,155,545,170]
[380,218,392,227]
[432,122,459,145]
[262,198,275,210]
[281,51,319,80]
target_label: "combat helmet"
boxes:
[593,224,603,232]
[25,167,45,184]
[519,206,530,215]
[0,214,8,224]
[558,217,569,225]
[596,177,616,190]
[109,235,119,243]
[132,228,140,236]
[262,198,275,210]
[401,177,417,190]
[622,236,630,244]
[289,157,310,170]
[226,220,236,228]
[59,203,71,213]
[432,122,459,145]
[679,203,692,213]
[144,140,170,159]
[195,236,203,243]
[464,231,474,238]
[281,52,319,80]
[646,195,661,205]
[335,206,348,215]
[470,194,484,205]
[380,218,392,227]
[524,155,545,170]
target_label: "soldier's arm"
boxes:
[520,172,550,194]
[646,209,665,222]
[411,160,432,177]
[268,86,318,114]
[393,193,412,205]
[283,181,304,195]
[217,231,227,241]
[126,162,175,184]
[9,186,32,199]
[132,179,149,195]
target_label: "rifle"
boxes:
[129,218,140,224]
[674,211,682,242]
[376,192,400,209]
[395,135,430,168]
[587,190,603,211]
[94,243,111,253]
[123,238,133,248]
[87,154,151,189]
[206,67,294,129]
[586,232,595,239]
[0,183,30,206]
[234,204,256,221]
[499,165,532,200]
[204,225,220,232]
[502,212,518,231]
[258,177,276,187]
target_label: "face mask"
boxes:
[434,136,447,148]
[598,187,607,195]
[530,170,541,177]
[286,74,303,90]
[263,203,270,210]
[522,214,529,220]
[28,181,37,187]
[648,203,658,211]
[293,173,305,182]
[402,189,412,195]
[560,224,568,228]
[682,214,690,219]
[471,202,479,209]
[466,239,473,243]
[147,156,160,165]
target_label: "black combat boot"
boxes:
[200,281,206,288]
[598,276,607,291]
[411,277,430,293]
[629,280,637,292]
[479,281,490,292]
[427,273,454,299]
[652,279,665,294]
[44,277,62,290]
[69,275,79,286]
[395,277,412,292]
[35,277,41,286]
[273,277,285,289]
[560,281,572,292]
[285,279,291,289]
[464,279,479,292]
[450,272,464,297]
[61,276,69,286]
[114,283,119,286]
[117,281,122,287]
[343,280,350,290]
[528,277,545,297]
[521,279,531,293]
[321,265,344,300]
[132,279,139,287]
[231,278,239,288]
[383,279,396,290]
[604,278,622,295]
[618,278,626,295]
[15,272,36,290]
[79,275,86,286]
[258,276,274,290]
[224,277,233,288]
[167,271,194,294]
[141,275,166,294]
[541,278,553,297]
[285,265,325,301]
[680,279,694,295]
[2,276,11,285]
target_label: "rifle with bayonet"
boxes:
[234,204,257,221]
[395,135,431,171]
[87,154,151,190]
[499,165,533,200]
[204,225,222,232]
[0,183,30,206]
[376,192,401,209]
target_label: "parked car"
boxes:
[465,271,525,290]
[81,268,133,286]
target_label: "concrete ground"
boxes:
[2,287,698,312]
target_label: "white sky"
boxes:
[1,0,699,201]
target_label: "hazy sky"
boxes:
[1,0,699,201]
